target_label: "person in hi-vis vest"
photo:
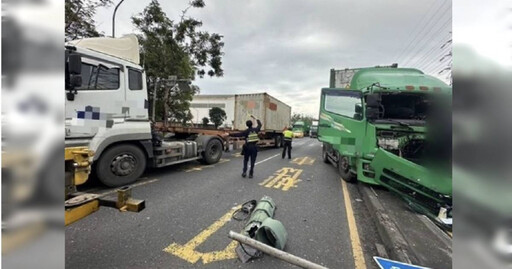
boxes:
[231,115,262,178]
[282,127,293,159]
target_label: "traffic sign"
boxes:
[374,257,430,269]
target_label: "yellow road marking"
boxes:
[341,179,367,269]
[291,156,315,166]
[163,206,241,264]
[259,167,302,191]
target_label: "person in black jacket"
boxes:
[231,115,262,178]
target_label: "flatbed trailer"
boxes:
[154,123,284,149]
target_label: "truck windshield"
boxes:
[372,92,430,122]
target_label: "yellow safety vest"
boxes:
[247,131,259,143]
[284,130,293,141]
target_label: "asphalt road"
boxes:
[66,138,382,269]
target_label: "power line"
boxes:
[392,0,444,61]
[403,19,452,67]
[415,45,452,71]
[402,13,452,66]
[424,58,451,75]
[396,0,450,64]
[409,34,451,68]
[423,57,450,74]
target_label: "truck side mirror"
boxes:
[354,103,363,120]
[68,54,82,75]
[367,93,381,107]
[66,54,82,101]
[355,103,363,114]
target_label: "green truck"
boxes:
[292,121,307,138]
[319,65,452,221]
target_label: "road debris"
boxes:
[229,231,329,269]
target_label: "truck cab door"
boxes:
[318,89,365,157]
[65,55,126,138]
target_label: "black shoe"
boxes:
[242,173,247,178]
[249,174,253,178]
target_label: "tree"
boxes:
[209,107,226,128]
[291,113,302,125]
[202,117,209,126]
[65,0,112,41]
[132,0,224,123]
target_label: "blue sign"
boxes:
[374,257,430,269]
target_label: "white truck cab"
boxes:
[65,35,223,187]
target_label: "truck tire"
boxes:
[274,135,282,148]
[202,138,223,164]
[322,145,330,163]
[96,144,146,187]
[339,156,356,182]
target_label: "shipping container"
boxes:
[190,93,291,148]
[233,93,291,132]
[329,64,398,88]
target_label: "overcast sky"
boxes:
[95,0,452,116]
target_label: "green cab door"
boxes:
[318,88,365,157]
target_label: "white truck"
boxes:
[65,35,225,187]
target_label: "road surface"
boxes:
[66,138,382,269]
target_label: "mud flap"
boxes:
[371,148,452,218]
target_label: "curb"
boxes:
[357,183,417,264]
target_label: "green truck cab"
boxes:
[292,121,306,138]
[319,66,452,220]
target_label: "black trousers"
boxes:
[282,140,292,159]
[243,144,258,174]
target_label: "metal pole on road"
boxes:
[228,231,330,269]
[112,0,126,38]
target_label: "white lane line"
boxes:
[255,154,281,166]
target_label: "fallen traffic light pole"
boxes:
[228,231,329,269]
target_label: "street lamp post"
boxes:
[112,0,126,38]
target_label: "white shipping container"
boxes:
[233,93,291,132]
[191,93,291,132]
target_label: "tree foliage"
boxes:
[65,0,112,41]
[202,117,209,126]
[132,0,224,123]
[209,107,226,128]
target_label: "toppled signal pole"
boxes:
[228,231,329,269]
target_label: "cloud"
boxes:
[95,0,451,116]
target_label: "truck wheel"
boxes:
[202,139,222,164]
[274,135,282,148]
[96,144,146,187]
[339,156,356,182]
[322,146,330,163]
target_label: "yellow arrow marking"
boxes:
[163,206,240,264]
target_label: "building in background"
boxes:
[190,94,236,128]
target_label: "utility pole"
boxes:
[112,0,126,38]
